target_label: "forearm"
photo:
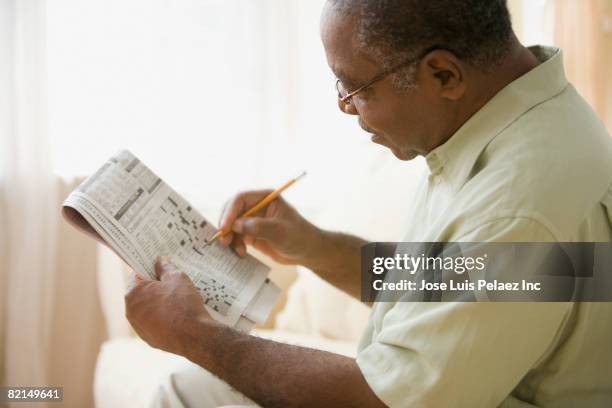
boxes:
[184,320,385,408]
[303,228,367,299]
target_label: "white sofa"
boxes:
[94,152,423,407]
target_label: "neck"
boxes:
[478,40,540,102]
[442,39,540,146]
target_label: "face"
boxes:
[320,3,466,160]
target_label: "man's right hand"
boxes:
[218,190,323,266]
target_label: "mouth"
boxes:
[358,117,377,135]
[357,118,416,161]
[358,118,386,147]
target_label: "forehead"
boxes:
[320,4,381,85]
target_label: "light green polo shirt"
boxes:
[357,46,612,407]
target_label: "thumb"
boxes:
[155,256,177,281]
[232,217,281,241]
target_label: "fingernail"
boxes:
[158,256,171,267]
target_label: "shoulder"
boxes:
[448,86,612,241]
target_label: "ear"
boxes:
[420,50,466,101]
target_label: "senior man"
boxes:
[125,0,612,407]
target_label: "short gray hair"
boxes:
[329,0,514,91]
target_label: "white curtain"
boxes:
[1,0,59,389]
[1,1,107,407]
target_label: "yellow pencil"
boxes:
[204,171,307,246]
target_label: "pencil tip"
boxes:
[296,171,307,181]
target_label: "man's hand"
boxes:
[124,257,217,356]
[124,258,385,407]
[219,190,368,299]
[218,190,323,265]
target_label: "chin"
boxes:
[391,148,419,161]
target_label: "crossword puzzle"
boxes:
[194,273,236,314]
[159,192,237,314]
[160,194,208,252]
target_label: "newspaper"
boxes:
[62,150,279,331]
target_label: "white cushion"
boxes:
[276,152,424,341]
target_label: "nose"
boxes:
[338,99,359,115]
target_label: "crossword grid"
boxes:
[160,193,236,314]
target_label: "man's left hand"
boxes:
[124,257,214,356]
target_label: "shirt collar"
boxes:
[425,46,569,192]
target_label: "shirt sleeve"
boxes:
[356,216,573,408]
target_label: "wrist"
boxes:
[179,314,223,364]
[301,227,337,272]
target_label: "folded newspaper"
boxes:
[62,150,280,332]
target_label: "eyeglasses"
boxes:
[335,46,440,105]
[336,71,393,105]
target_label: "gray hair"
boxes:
[329,0,514,91]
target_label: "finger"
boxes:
[219,231,234,247]
[219,190,273,233]
[124,275,155,303]
[125,271,142,294]
[219,197,243,234]
[155,256,178,281]
[243,234,254,246]
[231,236,247,257]
[218,199,231,230]
[229,233,244,249]
[232,217,282,242]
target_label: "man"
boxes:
[125,0,612,406]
